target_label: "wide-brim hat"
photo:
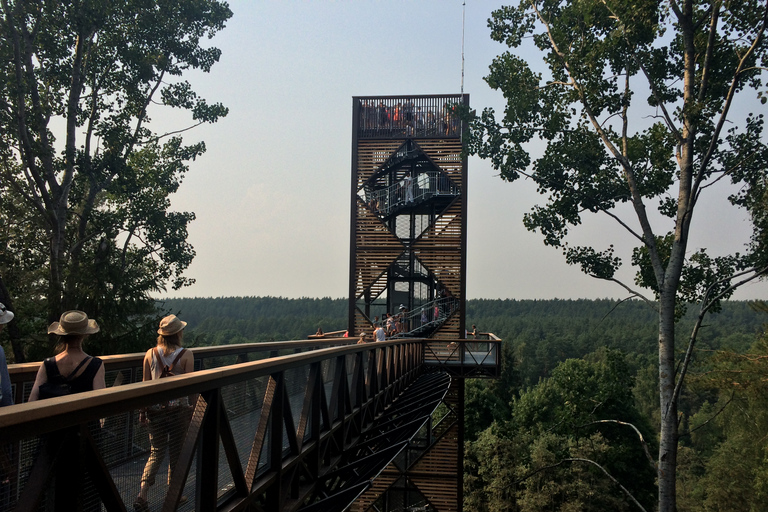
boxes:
[0,303,14,325]
[48,310,100,335]
[158,314,187,336]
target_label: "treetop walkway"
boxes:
[0,336,499,512]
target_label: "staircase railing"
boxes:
[389,296,460,338]
[366,171,458,218]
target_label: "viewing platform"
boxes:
[354,95,465,140]
[0,336,500,512]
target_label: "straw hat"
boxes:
[158,314,187,336]
[0,303,14,325]
[47,310,100,335]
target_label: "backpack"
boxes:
[153,347,186,378]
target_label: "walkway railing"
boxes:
[0,337,499,511]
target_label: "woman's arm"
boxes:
[142,350,152,382]
[92,360,106,391]
[181,349,194,374]
[28,363,49,402]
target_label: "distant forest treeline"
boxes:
[162,296,764,360]
[162,296,765,389]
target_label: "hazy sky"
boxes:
[158,0,768,301]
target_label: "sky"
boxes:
[158,0,768,301]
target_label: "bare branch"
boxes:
[599,208,645,244]
[579,420,657,470]
[144,121,207,145]
[697,2,720,102]
[515,458,649,512]
[603,277,655,307]
[683,392,735,436]
[673,266,768,406]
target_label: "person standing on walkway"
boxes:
[135,315,194,512]
[374,324,386,342]
[0,303,14,407]
[28,311,105,401]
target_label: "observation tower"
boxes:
[348,94,469,340]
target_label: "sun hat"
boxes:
[158,314,187,336]
[0,303,14,325]
[47,310,100,335]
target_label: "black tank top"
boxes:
[43,356,103,395]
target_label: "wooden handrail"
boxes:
[0,339,419,441]
[7,337,355,378]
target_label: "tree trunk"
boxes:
[657,289,678,512]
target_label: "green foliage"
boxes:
[0,0,232,360]
[470,1,768,508]
[675,335,768,511]
[160,296,348,345]
[465,349,656,511]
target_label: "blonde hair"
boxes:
[157,331,182,350]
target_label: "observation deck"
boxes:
[355,95,464,140]
[0,335,499,512]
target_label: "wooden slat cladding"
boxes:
[349,462,399,512]
[413,201,463,298]
[355,198,404,249]
[353,309,374,339]
[409,426,461,512]
[354,198,405,298]
[432,314,462,339]
[356,141,404,189]
[352,377,462,512]
[418,140,464,185]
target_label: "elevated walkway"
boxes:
[0,336,499,512]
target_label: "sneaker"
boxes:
[133,497,149,512]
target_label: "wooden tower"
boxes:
[348,94,469,512]
[348,94,469,341]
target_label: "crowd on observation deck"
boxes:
[359,99,462,137]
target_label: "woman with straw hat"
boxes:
[134,314,194,511]
[29,311,105,401]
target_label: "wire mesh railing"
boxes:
[0,336,499,511]
[355,95,466,139]
[387,296,461,338]
[365,171,459,218]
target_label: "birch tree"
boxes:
[469,0,768,509]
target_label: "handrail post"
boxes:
[265,371,285,510]
[196,389,222,510]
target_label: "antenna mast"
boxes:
[461,0,466,94]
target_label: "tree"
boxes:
[675,332,768,511]
[469,0,768,509]
[464,350,656,511]
[0,0,232,360]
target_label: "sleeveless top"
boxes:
[43,356,103,395]
[147,347,188,380]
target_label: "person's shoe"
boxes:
[133,497,149,512]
